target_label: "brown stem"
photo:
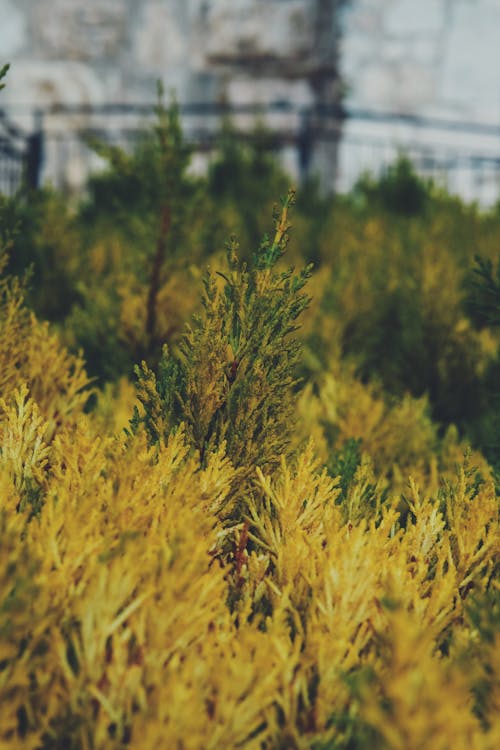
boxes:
[235,520,249,580]
[146,204,171,348]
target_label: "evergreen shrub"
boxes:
[0,64,499,749]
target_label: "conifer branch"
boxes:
[133,193,312,487]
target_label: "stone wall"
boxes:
[2,0,500,201]
[341,0,500,122]
[0,0,343,191]
[339,0,500,203]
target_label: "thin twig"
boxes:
[146,204,171,347]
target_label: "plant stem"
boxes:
[146,204,171,348]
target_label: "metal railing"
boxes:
[2,101,500,205]
[0,113,27,195]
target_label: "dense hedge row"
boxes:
[1,66,499,748]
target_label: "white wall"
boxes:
[3,0,499,202]
[339,0,500,204]
[0,0,336,190]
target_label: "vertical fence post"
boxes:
[24,108,44,190]
[297,107,313,182]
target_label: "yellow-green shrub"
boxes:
[0,68,498,745]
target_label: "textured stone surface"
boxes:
[341,0,500,122]
[440,0,500,121]
[2,0,500,201]
[25,0,129,61]
[1,0,499,123]
[203,0,312,63]
[1,0,329,107]
[0,0,27,58]
[385,0,445,35]
[338,0,500,204]
[0,0,342,191]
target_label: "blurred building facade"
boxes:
[1,0,500,202]
[339,0,500,203]
[0,0,344,192]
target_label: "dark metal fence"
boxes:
[336,109,500,205]
[0,114,26,195]
[2,101,500,205]
[0,109,44,196]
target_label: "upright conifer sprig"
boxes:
[133,189,312,480]
[0,63,8,91]
[82,82,197,368]
[466,255,500,328]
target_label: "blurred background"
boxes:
[1,1,500,480]
[1,0,500,204]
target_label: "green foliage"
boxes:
[206,121,290,256]
[354,156,430,216]
[82,85,193,225]
[463,255,500,482]
[466,586,500,648]
[0,197,18,261]
[0,62,8,91]
[464,587,500,728]
[73,87,208,375]
[341,274,482,425]
[327,437,362,499]
[2,63,499,477]
[133,189,312,481]
[308,182,500,433]
[466,254,500,328]
[5,189,81,321]
[1,65,499,745]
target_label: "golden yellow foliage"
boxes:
[0,277,92,439]
[0,252,498,749]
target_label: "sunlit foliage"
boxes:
[0,64,499,748]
